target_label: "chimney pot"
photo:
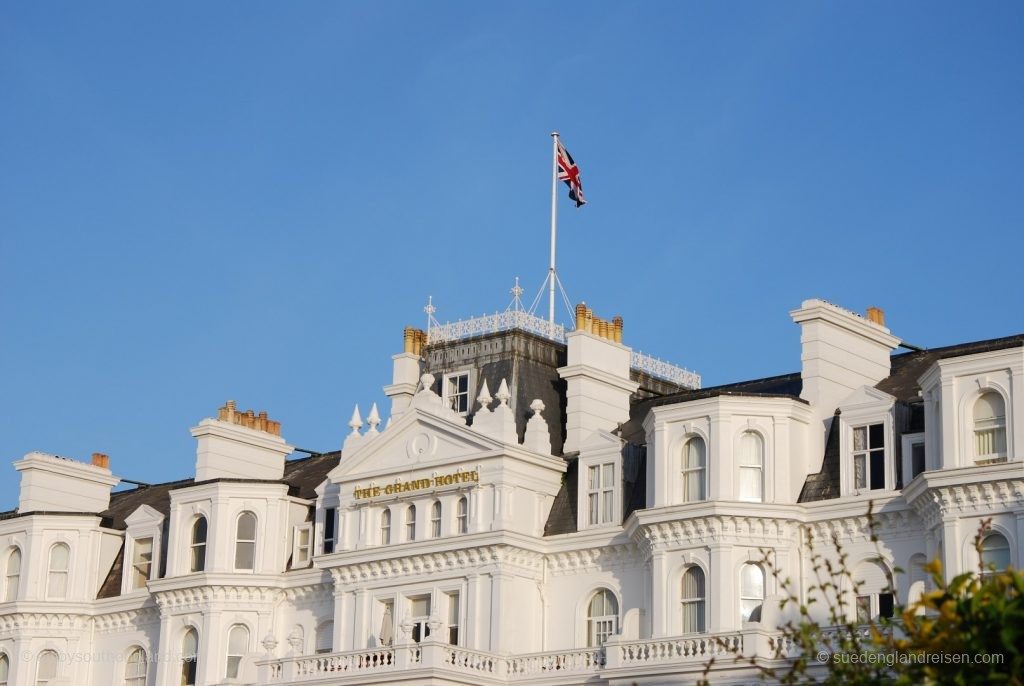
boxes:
[403,326,415,353]
[866,307,885,326]
[91,452,110,469]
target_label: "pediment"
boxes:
[328,407,503,482]
[838,385,896,411]
[578,429,625,457]
[124,504,165,528]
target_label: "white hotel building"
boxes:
[0,298,1020,685]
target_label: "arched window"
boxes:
[0,653,9,686]
[46,543,70,599]
[124,647,147,686]
[974,393,1007,460]
[380,509,392,545]
[226,624,249,678]
[586,589,619,646]
[738,432,764,502]
[682,437,706,502]
[190,517,208,572]
[181,628,198,686]
[315,620,334,654]
[681,566,706,633]
[980,533,1011,577]
[235,512,257,570]
[740,563,764,622]
[853,559,894,622]
[405,505,416,541]
[4,548,20,602]
[456,497,468,534]
[430,501,442,538]
[35,650,58,686]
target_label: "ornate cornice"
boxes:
[631,515,801,558]
[153,584,281,612]
[0,612,91,634]
[92,607,161,634]
[805,509,918,543]
[909,477,1024,529]
[329,544,544,584]
[546,542,640,575]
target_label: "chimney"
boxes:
[558,303,639,453]
[384,325,424,419]
[14,452,120,513]
[192,402,293,481]
[790,299,900,456]
[91,452,110,469]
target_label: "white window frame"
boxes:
[226,623,249,679]
[737,431,764,502]
[181,628,199,686]
[739,562,764,623]
[380,508,392,545]
[585,588,620,647]
[322,507,337,554]
[46,543,70,600]
[234,511,258,572]
[405,505,417,542]
[189,516,208,573]
[576,437,623,530]
[4,548,21,602]
[901,432,926,485]
[446,591,461,646]
[129,537,154,591]
[442,371,472,415]
[973,391,1008,463]
[455,497,468,534]
[122,504,165,593]
[292,524,312,569]
[0,652,9,686]
[35,650,59,686]
[851,423,886,492]
[680,565,706,634]
[124,647,146,686]
[855,592,895,624]
[407,594,432,643]
[681,436,707,503]
[586,462,616,526]
[315,620,333,654]
[430,501,442,538]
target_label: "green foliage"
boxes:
[699,512,1022,686]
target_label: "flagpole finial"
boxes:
[551,131,559,138]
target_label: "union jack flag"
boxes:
[556,140,586,208]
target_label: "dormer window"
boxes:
[130,538,153,590]
[974,392,1007,462]
[587,463,615,525]
[853,423,885,491]
[443,372,470,414]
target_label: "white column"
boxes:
[650,551,669,637]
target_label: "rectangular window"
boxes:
[323,508,336,554]
[447,592,460,645]
[856,595,872,624]
[131,537,153,590]
[409,595,431,643]
[294,526,311,567]
[853,424,885,491]
[444,373,470,414]
[587,462,616,525]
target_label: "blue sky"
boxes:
[1,2,1022,505]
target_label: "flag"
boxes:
[556,140,586,208]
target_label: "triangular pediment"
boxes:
[838,385,896,411]
[578,429,625,456]
[328,407,504,482]
[124,504,165,528]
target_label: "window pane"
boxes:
[235,542,255,570]
[229,625,249,653]
[739,432,763,466]
[870,451,885,490]
[315,622,333,653]
[974,392,1005,421]
[602,491,613,523]
[192,518,207,544]
[879,593,894,619]
[0,654,8,683]
[853,427,867,451]
[324,508,336,540]
[37,651,58,679]
[739,466,762,501]
[588,465,598,489]
[854,455,866,489]
[182,629,198,657]
[237,513,257,540]
[132,538,153,589]
[981,534,1011,570]
[869,423,884,449]
[588,493,598,525]
[602,463,613,487]
[856,595,871,623]
[410,596,430,617]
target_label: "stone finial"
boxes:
[366,403,381,436]
[348,405,363,437]
[420,373,436,393]
[476,380,493,412]
[262,632,279,655]
[523,398,552,454]
[287,627,303,652]
[496,379,511,406]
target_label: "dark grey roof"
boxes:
[797,410,841,502]
[876,334,1024,403]
[543,456,578,536]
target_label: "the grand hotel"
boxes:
[0,298,1020,685]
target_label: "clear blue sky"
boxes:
[1,2,1022,506]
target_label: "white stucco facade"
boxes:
[0,298,1021,685]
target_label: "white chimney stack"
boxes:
[14,451,120,513]
[192,401,293,481]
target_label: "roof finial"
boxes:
[477,379,493,412]
[496,378,511,406]
[348,405,363,437]
[510,276,525,312]
[366,403,381,436]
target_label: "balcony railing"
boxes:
[426,310,700,389]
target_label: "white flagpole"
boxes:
[549,131,559,334]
